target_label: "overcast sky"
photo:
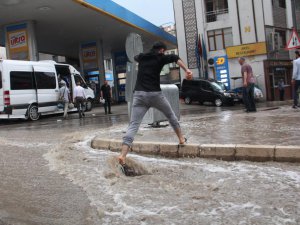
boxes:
[111,0,175,26]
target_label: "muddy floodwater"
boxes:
[45,133,300,225]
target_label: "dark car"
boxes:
[180,79,239,106]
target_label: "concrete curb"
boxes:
[91,138,300,163]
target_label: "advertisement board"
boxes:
[81,42,98,70]
[214,55,231,90]
[226,42,267,59]
[6,23,30,60]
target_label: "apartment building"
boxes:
[174,0,300,100]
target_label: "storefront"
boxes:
[264,60,293,101]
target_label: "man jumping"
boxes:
[118,41,193,168]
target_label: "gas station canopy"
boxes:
[0,0,177,59]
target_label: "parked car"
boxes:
[231,86,264,102]
[180,79,239,106]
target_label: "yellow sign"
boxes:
[216,57,225,65]
[226,42,267,59]
[81,43,98,70]
[6,24,30,60]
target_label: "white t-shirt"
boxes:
[74,85,86,99]
[293,58,300,80]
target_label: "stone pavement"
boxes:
[91,100,300,163]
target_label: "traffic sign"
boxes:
[286,29,300,50]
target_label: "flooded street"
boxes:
[1,104,300,225]
[46,132,300,225]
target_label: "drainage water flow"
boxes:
[45,135,300,225]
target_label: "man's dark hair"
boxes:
[152,41,167,51]
[295,50,300,56]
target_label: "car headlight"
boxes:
[224,93,231,97]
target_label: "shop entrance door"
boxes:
[264,60,293,101]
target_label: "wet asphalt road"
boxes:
[0,103,242,225]
[1,102,299,225]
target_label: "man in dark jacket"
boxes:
[118,41,193,168]
[100,80,112,114]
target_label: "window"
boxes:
[0,71,2,89]
[183,80,200,91]
[278,0,286,8]
[10,71,34,90]
[211,82,223,91]
[74,75,87,87]
[190,81,201,88]
[205,0,228,22]
[201,81,212,91]
[273,0,287,8]
[296,1,300,11]
[206,0,228,12]
[208,28,233,51]
[35,72,56,89]
[274,29,286,49]
[224,28,233,47]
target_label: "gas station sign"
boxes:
[6,23,29,60]
[214,55,231,90]
[81,42,98,70]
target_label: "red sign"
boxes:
[286,29,300,50]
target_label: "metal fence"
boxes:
[206,8,229,23]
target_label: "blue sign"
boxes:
[114,51,127,73]
[105,72,114,81]
[214,55,231,90]
[87,70,99,76]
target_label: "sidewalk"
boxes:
[91,100,300,163]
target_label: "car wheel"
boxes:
[198,101,204,105]
[85,99,93,111]
[184,97,192,105]
[214,98,223,107]
[27,105,40,121]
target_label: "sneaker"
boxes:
[292,105,298,109]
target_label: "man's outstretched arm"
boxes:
[177,59,193,80]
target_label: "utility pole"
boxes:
[291,0,297,31]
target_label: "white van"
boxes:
[0,59,95,120]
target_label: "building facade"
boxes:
[160,24,180,83]
[174,0,300,101]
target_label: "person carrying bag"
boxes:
[59,81,71,119]
[73,81,86,118]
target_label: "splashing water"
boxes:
[44,135,300,225]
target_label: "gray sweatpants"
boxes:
[123,91,180,147]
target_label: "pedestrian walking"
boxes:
[238,57,256,112]
[100,80,112,114]
[74,81,86,118]
[59,81,71,119]
[292,50,300,108]
[278,79,285,101]
[118,41,193,168]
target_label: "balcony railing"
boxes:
[206,8,229,23]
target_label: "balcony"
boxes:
[206,8,229,23]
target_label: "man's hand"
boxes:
[185,69,193,80]
[292,79,295,85]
